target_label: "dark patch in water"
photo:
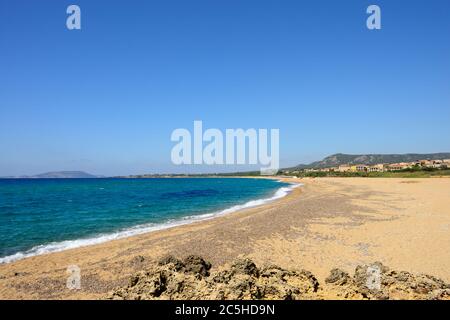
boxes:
[160,189,220,199]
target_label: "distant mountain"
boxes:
[1,171,99,179]
[290,153,450,170]
[33,171,98,178]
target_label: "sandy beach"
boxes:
[0,177,449,299]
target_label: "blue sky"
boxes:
[1,0,449,176]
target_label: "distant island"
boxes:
[0,171,99,179]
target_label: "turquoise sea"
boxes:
[0,178,297,263]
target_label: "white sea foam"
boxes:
[0,182,303,264]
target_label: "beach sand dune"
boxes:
[0,177,449,299]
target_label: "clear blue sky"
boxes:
[1,0,449,176]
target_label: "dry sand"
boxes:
[0,177,449,299]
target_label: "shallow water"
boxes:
[0,178,294,263]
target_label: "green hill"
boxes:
[291,153,450,169]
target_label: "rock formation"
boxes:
[106,256,449,300]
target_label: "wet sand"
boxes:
[0,177,449,299]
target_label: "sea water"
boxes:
[0,178,299,263]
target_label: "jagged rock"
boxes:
[158,255,185,271]
[428,289,450,300]
[258,268,319,300]
[325,268,351,285]
[106,257,450,300]
[128,275,139,287]
[217,274,258,299]
[353,262,389,299]
[211,270,232,284]
[230,258,259,277]
[324,262,450,300]
[413,274,446,295]
[183,255,212,277]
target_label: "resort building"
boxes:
[348,165,369,172]
[296,158,448,174]
[368,164,385,172]
[386,162,412,171]
[356,165,368,172]
[420,160,434,167]
[338,165,351,172]
[431,160,443,168]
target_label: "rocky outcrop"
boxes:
[325,262,449,300]
[106,257,449,300]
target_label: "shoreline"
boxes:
[0,177,300,264]
[0,177,449,299]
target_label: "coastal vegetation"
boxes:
[278,153,450,178]
[116,168,450,179]
[115,153,450,179]
[284,168,450,178]
[288,153,450,170]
